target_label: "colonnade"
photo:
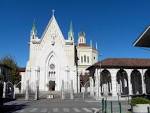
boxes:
[89,68,150,98]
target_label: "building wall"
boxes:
[77,47,98,75]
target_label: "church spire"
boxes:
[52,9,55,17]
[90,40,92,47]
[30,20,37,40]
[70,21,73,32]
[96,42,97,49]
[68,21,74,42]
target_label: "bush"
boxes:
[130,97,150,106]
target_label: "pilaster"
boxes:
[126,69,132,96]
[90,77,94,96]
[94,69,99,97]
[98,69,101,97]
[140,69,146,94]
[109,69,118,97]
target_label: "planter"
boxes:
[133,104,150,113]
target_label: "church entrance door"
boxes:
[48,80,55,91]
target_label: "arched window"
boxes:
[100,69,112,94]
[81,56,83,63]
[116,69,129,95]
[84,55,86,63]
[144,69,150,94]
[131,70,142,94]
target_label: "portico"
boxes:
[87,58,150,99]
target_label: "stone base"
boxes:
[95,96,131,101]
[133,104,150,113]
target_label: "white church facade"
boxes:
[21,12,98,93]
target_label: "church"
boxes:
[21,11,98,93]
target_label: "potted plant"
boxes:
[130,97,150,113]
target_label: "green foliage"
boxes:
[130,97,150,106]
[0,56,21,86]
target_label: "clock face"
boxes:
[50,64,55,70]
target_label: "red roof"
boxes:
[87,58,150,70]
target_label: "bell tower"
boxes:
[78,32,86,45]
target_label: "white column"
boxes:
[94,69,99,98]
[65,66,70,91]
[98,69,101,97]
[3,82,6,98]
[61,80,65,99]
[70,80,74,99]
[90,77,94,96]
[25,79,29,100]
[110,69,118,97]
[141,69,146,94]
[78,72,80,93]
[34,67,40,100]
[126,69,132,95]
[25,69,30,100]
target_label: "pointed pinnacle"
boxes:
[70,21,73,32]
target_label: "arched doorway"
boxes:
[116,69,129,95]
[47,54,57,91]
[100,69,112,95]
[131,70,142,95]
[144,69,150,94]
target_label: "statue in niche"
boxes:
[51,33,56,46]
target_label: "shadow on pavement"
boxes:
[0,104,27,113]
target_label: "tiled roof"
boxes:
[87,58,150,70]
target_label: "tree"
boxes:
[0,56,21,86]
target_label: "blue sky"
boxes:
[0,0,150,67]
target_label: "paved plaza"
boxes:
[1,98,100,113]
[0,93,129,113]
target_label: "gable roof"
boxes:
[133,26,150,47]
[40,14,65,43]
[87,58,150,70]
